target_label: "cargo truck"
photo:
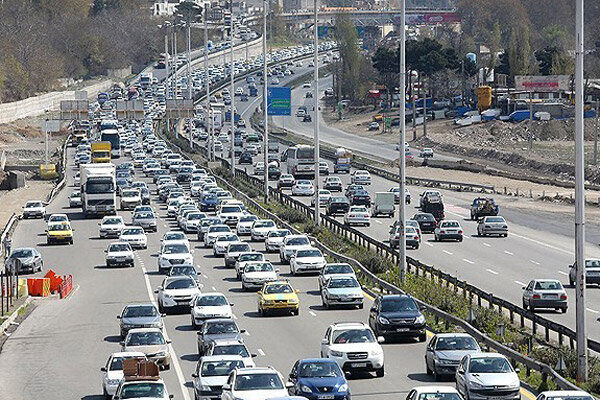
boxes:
[80,163,117,217]
[334,147,352,173]
[91,142,112,163]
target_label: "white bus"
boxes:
[283,145,315,179]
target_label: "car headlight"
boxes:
[378,316,390,324]
[198,384,212,392]
[434,356,453,365]
[370,347,383,356]
[288,298,298,303]
[163,293,172,299]
[329,350,344,357]
[300,385,312,393]
[469,381,486,390]
[337,383,349,392]
[107,378,121,386]
[415,315,426,324]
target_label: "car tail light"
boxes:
[533,294,541,299]
[458,230,463,234]
[415,236,420,240]
[560,294,568,300]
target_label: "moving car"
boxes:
[46,222,74,245]
[343,206,370,226]
[406,386,462,400]
[412,213,437,233]
[292,180,315,196]
[204,224,233,247]
[191,292,234,329]
[351,170,371,185]
[119,226,147,249]
[522,279,568,313]
[117,303,163,338]
[105,242,135,268]
[22,200,45,219]
[213,233,241,257]
[318,263,356,290]
[241,261,278,291]
[224,242,252,267]
[424,333,481,379]
[419,148,434,158]
[455,353,521,400]
[278,174,295,189]
[326,196,350,216]
[161,231,190,250]
[257,280,300,316]
[157,243,194,273]
[368,294,426,342]
[204,338,256,368]
[197,318,245,355]
[323,176,343,192]
[69,191,82,208]
[156,276,201,313]
[132,211,157,232]
[250,219,277,241]
[279,234,311,263]
[321,276,364,309]
[311,189,332,208]
[100,351,147,398]
[6,247,43,274]
[120,328,171,370]
[220,367,290,400]
[236,215,259,236]
[120,188,142,210]
[434,220,463,242]
[288,358,350,400]
[390,226,420,250]
[290,247,326,275]
[477,216,508,237]
[265,229,291,253]
[569,258,600,286]
[192,355,246,400]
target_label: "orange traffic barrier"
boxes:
[58,275,73,299]
[26,278,50,297]
[44,269,64,293]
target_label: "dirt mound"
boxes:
[0,122,43,144]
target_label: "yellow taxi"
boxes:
[257,280,300,316]
[46,222,74,245]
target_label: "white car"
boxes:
[241,261,278,291]
[204,224,233,247]
[191,292,234,329]
[218,205,247,226]
[213,233,241,257]
[291,180,315,196]
[221,367,290,400]
[158,242,194,273]
[318,263,356,289]
[321,275,364,309]
[119,226,148,249]
[101,351,147,398]
[156,276,201,313]
[22,200,46,219]
[236,215,259,236]
[224,242,252,267]
[311,190,332,207]
[47,213,69,224]
[235,252,266,279]
[434,220,463,242]
[192,355,247,400]
[265,229,291,252]
[343,206,371,226]
[290,247,326,275]
[120,188,142,210]
[105,242,135,268]
[455,353,521,400]
[120,328,171,370]
[98,216,126,238]
[191,182,204,197]
[279,234,311,263]
[406,386,463,400]
[254,161,265,176]
[351,170,371,185]
[320,322,384,377]
[250,219,277,241]
[205,339,256,368]
[161,231,190,251]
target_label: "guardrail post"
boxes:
[545,326,550,342]
[509,309,514,323]
[487,293,494,309]
[569,337,574,350]
[532,318,537,335]
[558,332,564,346]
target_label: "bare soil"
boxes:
[0,117,65,165]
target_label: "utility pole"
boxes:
[160,22,171,132]
[229,4,235,175]
[574,0,587,382]
[186,16,193,149]
[173,26,178,102]
[398,0,406,283]
[262,0,269,202]
[422,79,427,137]
[171,24,176,99]
[313,0,320,226]
[594,101,599,165]
[204,9,213,161]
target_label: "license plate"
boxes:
[319,396,334,399]
[350,362,367,368]
[396,328,410,332]
[544,294,558,298]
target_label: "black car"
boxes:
[176,167,193,183]
[412,212,437,233]
[303,114,312,122]
[368,294,426,342]
[268,164,281,180]
[239,152,253,164]
[326,196,350,215]
[345,184,364,198]
[350,189,371,206]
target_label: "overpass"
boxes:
[280,8,460,25]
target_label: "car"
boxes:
[368,294,426,342]
[368,122,379,131]
[218,204,246,226]
[419,148,434,158]
[522,279,568,312]
[132,211,157,232]
[320,322,385,377]
[204,338,257,368]
[46,222,74,245]
[247,219,276,242]
[197,318,245,355]
[311,190,332,208]
[455,353,521,400]
[6,247,43,274]
[120,328,171,370]
[105,242,135,268]
[390,226,420,249]
[220,367,291,400]
[265,229,291,253]
[277,174,295,189]
[158,242,194,273]
[412,213,437,233]
[236,215,259,236]
[343,206,370,226]
[119,226,147,249]
[241,261,278,291]
[156,276,201,313]
[405,220,422,238]
[254,161,265,176]
[182,211,207,233]
[257,280,300,316]
[405,386,462,400]
[323,176,343,192]
[291,180,315,196]
[162,231,190,250]
[389,187,411,204]
[344,184,364,199]
[192,355,247,400]
[350,170,371,185]
[68,191,82,207]
[191,292,234,329]
[303,114,312,122]
[535,391,595,400]
[100,351,148,398]
[204,224,233,247]
[224,242,252,267]
[321,276,364,309]
[287,358,350,400]
[420,190,442,208]
[434,220,463,242]
[213,233,241,257]
[113,375,170,400]
[326,196,350,216]
[569,258,600,286]
[235,252,266,278]
[279,234,311,263]
[349,189,371,207]
[424,333,481,379]
[168,264,200,283]
[120,188,142,210]
[290,247,326,275]
[239,151,253,164]
[477,216,508,237]
[117,303,163,338]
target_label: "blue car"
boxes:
[200,193,218,211]
[288,358,350,400]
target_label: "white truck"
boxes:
[372,192,395,217]
[80,163,117,217]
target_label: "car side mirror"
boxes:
[222,384,231,391]
[257,291,262,295]
[117,315,121,319]
[457,369,464,375]
[100,367,107,372]
[295,289,300,294]
[197,331,202,335]
[275,268,280,273]
[119,341,125,346]
[515,368,520,373]
[114,397,120,400]
[321,338,328,345]
[166,340,172,344]
[522,286,526,290]
[154,289,159,293]
[285,382,294,389]
[169,395,174,399]
[377,336,385,343]
[240,329,246,333]
[192,373,198,378]
[161,313,166,317]
[229,303,234,307]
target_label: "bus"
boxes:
[283,145,315,179]
[100,129,121,158]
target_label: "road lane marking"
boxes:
[462,258,475,264]
[482,242,491,247]
[257,348,266,356]
[530,260,540,265]
[212,286,216,291]
[309,310,317,316]
[504,250,514,255]
[486,268,499,275]
[514,280,526,286]
[587,308,599,314]
[362,291,374,301]
[557,271,568,276]
[375,220,382,224]
[425,242,433,247]
[442,250,453,255]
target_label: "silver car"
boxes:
[321,276,364,309]
[477,216,508,237]
[425,333,481,379]
[522,279,567,313]
[132,211,157,232]
[455,353,520,400]
[568,258,600,286]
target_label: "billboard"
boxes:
[267,87,291,116]
[394,12,460,25]
[514,75,570,92]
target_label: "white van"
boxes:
[372,192,395,217]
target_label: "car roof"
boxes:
[330,322,368,329]
[110,351,147,358]
[200,355,244,362]
[412,386,460,394]
[127,327,163,333]
[468,352,506,359]
[235,367,278,375]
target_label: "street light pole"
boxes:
[262,0,269,203]
[313,0,320,226]
[186,15,193,149]
[173,26,178,102]
[204,10,213,161]
[398,0,406,283]
[574,0,587,382]
[230,4,236,175]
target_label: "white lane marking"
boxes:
[244,331,250,336]
[212,286,216,291]
[486,268,499,275]
[462,258,475,264]
[557,271,568,276]
[504,250,514,255]
[425,242,433,247]
[514,280,526,286]
[375,220,382,225]
[586,308,599,314]
[482,242,491,247]
[442,250,453,255]
[233,314,238,320]
[309,310,317,316]
[257,348,266,356]
[140,266,191,400]
[530,260,540,265]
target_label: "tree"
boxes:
[372,46,399,97]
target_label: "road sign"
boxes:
[59,100,89,120]
[515,75,570,92]
[43,120,61,132]
[116,99,145,120]
[74,90,88,100]
[166,99,195,118]
[267,87,291,116]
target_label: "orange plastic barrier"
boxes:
[26,278,50,297]
[44,269,64,293]
[58,275,73,299]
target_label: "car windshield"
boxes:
[332,197,348,203]
[269,230,290,238]
[485,217,505,223]
[109,355,142,371]
[201,360,244,377]
[296,249,322,258]
[217,234,238,242]
[196,295,227,306]
[122,228,143,236]
[11,249,33,258]
[222,206,242,213]
[264,283,293,294]
[109,244,131,252]
[164,233,185,241]
[414,214,434,221]
[170,266,196,276]
[122,190,138,197]
[26,201,42,207]
[134,212,154,220]
[210,226,231,233]
[328,277,359,288]
[163,244,188,254]
[287,237,309,246]
[229,244,251,252]
[534,281,563,290]
[234,373,284,391]
[166,279,195,290]
[469,357,513,373]
[381,297,418,312]
[350,207,367,212]
[298,362,343,378]
[212,344,250,357]
[126,331,165,346]
[297,180,311,186]
[255,220,275,228]
[442,222,460,228]
[120,382,165,399]
[324,264,353,275]
[417,393,463,400]
[332,329,375,344]
[240,216,257,222]
[245,263,273,273]
[49,224,70,231]
[205,321,238,334]
[124,305,157,318]
[239,253,264,262]
[435,336,479,351]
[187,213,204,220]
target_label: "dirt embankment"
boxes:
[0,120,65,165]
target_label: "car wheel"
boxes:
[163,363,170,371]
[569,278,574,286]
[103,386,110,400]
[458,237,463,242]
[414,244,419,250]
[418,333,427,342]
[376,366,385,377]
[358,303,363,309]
[293,308,299,316]
[561,307,568,314]
[522,300,528,310]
